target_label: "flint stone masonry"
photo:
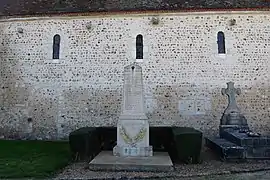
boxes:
[0,11,269,139]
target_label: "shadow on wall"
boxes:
[0,70,269,139]
[150,84,182,121]
[29,87,59,139]
[149,83,270,136]
[210,85,270,135]
[58,87,122,137]
[149,84,221,134]
[239,86,270,135]
[0,83,59,140]
[0,84,123,139]
[0,53,32,139]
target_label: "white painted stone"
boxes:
[119,63,148,120]
[114,62,152,157]
[114,119,152,156]
[136,58,144,63]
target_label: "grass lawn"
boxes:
[0,140,71,178]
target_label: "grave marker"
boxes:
[114,62,152,157]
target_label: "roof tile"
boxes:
[0,0,269,16]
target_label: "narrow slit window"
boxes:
[217,31,225,54]
[136,34,143,59]
[53,34,60,59]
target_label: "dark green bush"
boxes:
[172,127,203,164]
[69,127,100,161]
[149,127,173,152]
[69,127,117,161]
[69,126,202,164]
[97,127,117,150]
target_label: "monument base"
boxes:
[89,151,174,172]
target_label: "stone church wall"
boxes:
[0,11,269,139]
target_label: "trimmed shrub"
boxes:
[69,126,202,164]
[172,127,203,164]
[69,127,100,161]
[149,127,173,152]
[97,127,117,150]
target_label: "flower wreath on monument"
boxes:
[120,125,147,147]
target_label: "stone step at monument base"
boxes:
[205,137,246,161]
[221,129,270,147]
[89,151,174,172]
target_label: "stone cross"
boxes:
[221,81,241,114]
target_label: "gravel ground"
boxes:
[54,148,270,180]
[183,170,270,180]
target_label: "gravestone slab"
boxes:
[206,81,270,160]
[245,147,270,159]
[205,137,246,161]
[219,81,249,134]
[221,129,270,147]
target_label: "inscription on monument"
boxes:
[125,85,142,111]
[124,65,143,112]
[119,63,147,120]
[123,147,139,156]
